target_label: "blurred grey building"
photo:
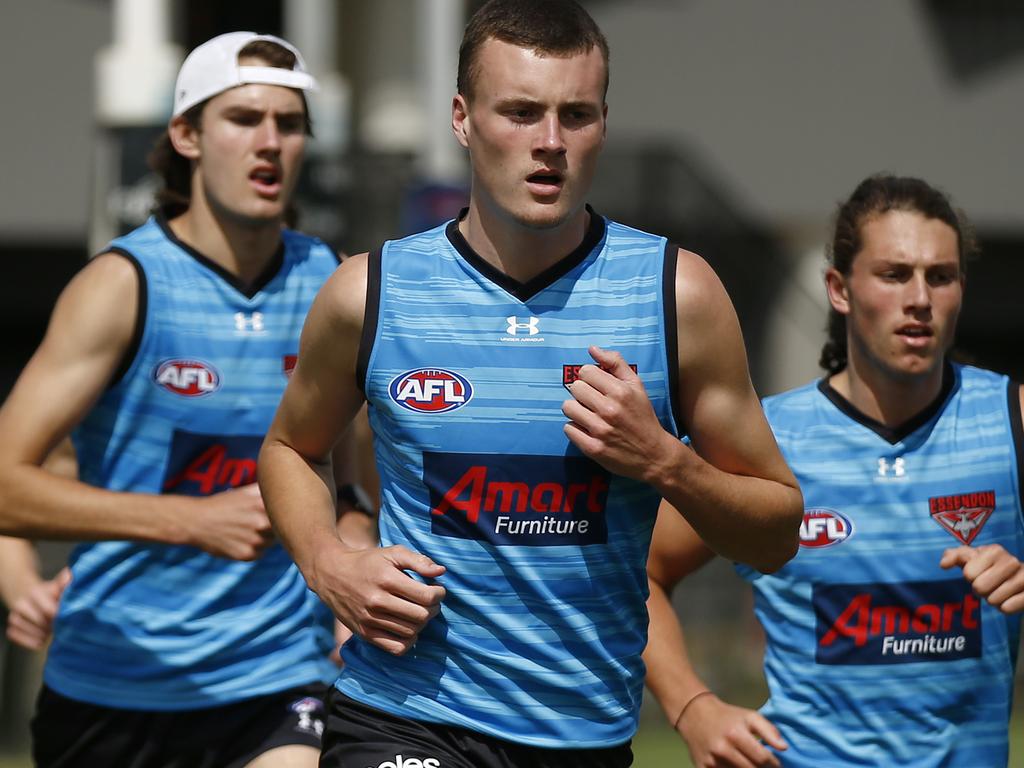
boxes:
[2,0,1023,756]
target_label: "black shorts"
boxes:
[31,682,328,768]
[319,688,633,768]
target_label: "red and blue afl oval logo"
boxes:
[799,508,854,548]
[389,368,473,413]
[154,359,221,397]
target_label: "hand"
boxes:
[329,619,353,667]
[940,544,1024,614]
[312,543,446,656]
[184,484,274,561]
[676,692,786,768]
[562,346,677,481]
[6,567,71,651]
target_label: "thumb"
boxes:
[940,546,974,570]
[749,712,787,751]
[588,346,638,381]
[52,567,73,594]
[386,546,446,578]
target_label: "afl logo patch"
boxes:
[389,368,473,414]
[799,508,854,548]
[154,359,221,397]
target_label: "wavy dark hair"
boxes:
[457,0,610,102]
[819,174,978,374]
[148,39,312,221]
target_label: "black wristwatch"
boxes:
[337,483,375,517]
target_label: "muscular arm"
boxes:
[645,502,786,767]
[564,248,802,571]
[644,504,716,722]
[0,254,270,559]
[0,255,174,540]
[259,254,445,656]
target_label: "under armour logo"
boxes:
[234,312,264,332]
[877,457,906,477]
[506,316,539,336]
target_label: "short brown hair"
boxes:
[457,0,610,102]
[149,39,312,220]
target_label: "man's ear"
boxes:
[452,94,470,149]
[168,115,201,160]
[825,267,851,315]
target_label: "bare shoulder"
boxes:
[673,247,743,358]
[316,250,369,331]
[67,251,140,301]
[673,247,735,325]
[47,251,140,353]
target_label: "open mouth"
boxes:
[897,326,932,338]
[250,167,281,194]
[896,325,934,348]
[526,170,563,191]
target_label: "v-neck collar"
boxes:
[157,214,285,300]
[444,206,606,302]
[817,363,957,445]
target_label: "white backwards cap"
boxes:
[172,31,318,118]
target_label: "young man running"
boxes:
[0,32,370,768]
[645,175,1024,768]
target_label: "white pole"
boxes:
[285,0,351,155]
[95,0,182,125]
[416,0,466,183]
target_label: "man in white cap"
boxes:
[0,32,373,768]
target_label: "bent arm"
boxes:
[259,254,370,575]
[645,501,786,767]
[261,255,447,656]
[644,503,717,722]
[659,249,801,571]
[0,254,196,543]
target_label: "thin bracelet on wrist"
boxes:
[673,689,713,730]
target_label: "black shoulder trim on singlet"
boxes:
[103,248,147,390]
[156,214,284,299]
[1006,380,1024,514]
[356,247,383,395]
[817,363,957,445]
[663,241,684,436]
[444,205,607,302]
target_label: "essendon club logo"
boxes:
[162,430,262,496]
[929,490,995,545]
[814,580,981,665]
[799,509,853,548]
[562,364,637,389]
[154,358,220,397]
[423,452,610,546]
[389,368,473,414]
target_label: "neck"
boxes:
[830,355,947,428]
[167,201,284,287]
[458,198,589,284]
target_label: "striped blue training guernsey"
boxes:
[737,364,1024,767]
[45,216,340,710]
[339,211,680,748]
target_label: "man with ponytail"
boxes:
[644,175,1024,767]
